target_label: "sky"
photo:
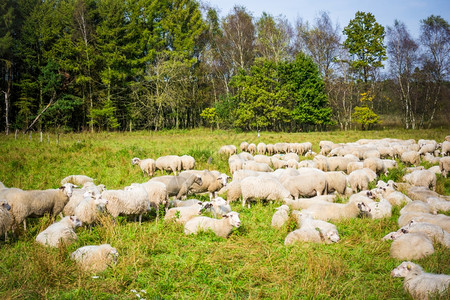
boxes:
[203,0,450,39]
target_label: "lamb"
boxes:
[399,221,450,247]
[164,202,212,224]
[241,176,291,207]
[271,205,290,228]
[299,200,371,222]
[155,155,182,175]
[102,185,150,223]
[391,261,450,300]
[60,175,94,186]
[180,155,195,170]
[401,151,420,166]
[400,201,436,215]
[35,216,82,247]
[131,157,156,176]
[285,212,340,245]
[0,183,76,231]
[70,244,119,273]
[151,174,202,199]
[240,141,249,152]
[426,197,450,213]
[325,171,348,194]
[74,192,108,226]
[390,232,434,260]
[242,161,273,172]
[179,170,229,200]
[403,170,436,191]
[0,199,12,240]
[398,212,450,232]
[440,157,450,177]
[184,211,241,238]
[281,168,328,199]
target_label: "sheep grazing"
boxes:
[299,200,371,222]
[139,181,169,218]
[347,161,363,174]
[242,161,273,172]
[441,141,450,156]
[285,212,340,245]
[390,232,434,260]
[240,141,249,152]
[403,170,436,191]
[63,183,105,216]
[219,145,237,156]
[0,183,76,231]
[179,170,229,200]
[271,205,290,228]
[229,156,244,174]
[281,168,327,199]
[240,176,291,207]
[184,211,241,238]
[164,202,212,224]
[103,185,150,224]
[0,199,12,240]
[257,142,267,154]
[401,151,420,166]
[151,174,202,200]
[60,175,94,186]
[363,157,385,175]
[132,157,156,176]
[155,155,182,175]
[270,157,288,170]
[440,157,450,178]
[348,168,376,192]
[71,244,119,273]
[226,180,242,203]
[35,216,82,248]
[74,192,108,227]
[391,261,450,300]
[324,171,348,195]
[180,155,195,171]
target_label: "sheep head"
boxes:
[224,211,241,228]
[131,157,140,165]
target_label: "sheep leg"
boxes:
[23,219,27,231]
[242,198,246,208]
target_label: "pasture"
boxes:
[0,128,449,299]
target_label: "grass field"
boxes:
[0,128,449,299]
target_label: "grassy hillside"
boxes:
[0,128,449,299]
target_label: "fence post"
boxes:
[15,129,18,140]
[40,131,43,143]
[57,133,59,145]
[29,131,32,141]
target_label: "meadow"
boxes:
[0,128,449,299]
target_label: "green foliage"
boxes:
[352,106,380,130]
[343,11,387,83]
[90,98,120,131]
[200,107,218,129]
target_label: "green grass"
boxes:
[0,128,449,299]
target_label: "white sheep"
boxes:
[401,151,420,166]
[271,205,290,228]
[391,261,450,300]
[285,212,340,245]
[300,200,371,222]
[403,170,436,191]
[247,143,257,155]
[74,192,108,227]
[0,199,12,240]
[151,174,202,199]
[238,151,254,161]
[129,181,169,219]
[240,141,249,152]
[281,168,327,199]
[418,143,437,156]
[390,232,434,260]
[366,196,392,219]
[298,160,318,169]
[35,216,82,247]
[242,161,273,172]
[375,184,412,206]
[440,157,450,177]
[180,155,195,170]
[63,183,106,216]
[60,175,94,186]
[406,186,450,202]
[70,244,119,273]
[400,201,435,215]
[241,176,291,207]
[0,183,76,231]
[170,199,203,207]
[398,212,450,232]
[257,142,267,154]
[184,211,241,238]
[348,168,376,192]
[228,156,244,174]
[363,157,385,175]
[253,155,271,165]
[286,159,298,169]
[103,185,150,223]
[180,170,229,200]
[441,141,450,156]
[426,197,450,213]
[132,157,156,176]
[270,157,288,169]
[206,197,231,218]
[155,155,182,175]
[283,195,336,210]
[164,202,212,224]
[347,161,363,174]
[400,220,450,247]
[218,145,237,156]
[325,171,348,194]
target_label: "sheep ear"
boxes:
[223,214,229,218]
[59,186,66,190]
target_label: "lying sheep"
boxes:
[300,200,371,222]
[391,261,450,300]
[35,216,82,247]
[103,185,150,223]
[60,175,94,186]
[366,196,392,219]
[400,220,450,247]
[74,192,108,227]
[241,176,291,207]
[155,155,182,175]
[184,211,241,238]
[164,202,212,224]
[398,212,450,232]
[426,197,450,213]
[0,183,76,231]
[401,151,420,166]
[132,157,156,176]
[400,201,435,215]
[403,170,436,191]
[283,195,336,210]
[271,205,290,228]
[440,157,450,177]
[406,186,450,202]
[71,244,119,273]
[206,197,231,218]
[285,212,339,245]
[151,174,202,199]
[0,199,12,240]
[390,232,435,260]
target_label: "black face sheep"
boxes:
[0,199,12,240]
[35,216,82,247]
[391,261,450,300]
[60,175,94,186]
[184,211,241,238]
[71,244,119,273]
[132,157,156,176]
[0,183,76,231]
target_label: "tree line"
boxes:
[0,0,449,133]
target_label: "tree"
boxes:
[386,20,419,129]
[343,11,387,83]
[352,106,380,130]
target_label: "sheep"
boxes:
[418,143,437,156]
[398,212,450,232]
[242,160,273,172]
[206,197,231,218]
[390,232,434,260]
[283,195,335,210]
[270,157,288,169]
[247,143,257,155]
[313,155,329,172]
[391,261,450,300]
[300,200,371,222]
[0,199,12,240]
[286,159,298,169]
[164,202,212,224]
[253,155,272,165]
[180,155,195,170]
[324,171,348,194]
[440,157,450,177]
[179,170,229,200]
[382,159,398,171]
[70,244,119,273]
[281,168,328,199]
[226,180,242,203]
[347,161,363,174]
[348,168,376,192]
[327,157,355,172]
[378,146,394,158]
[442,141,450,156]
[422,153,440,164]
[155,155,182,175]
[319,145,332,156]
[266,144,275,155]
[240,141,249,152]
[406,186,450,202]
[400,201,436,215]
[232,170,268,182]
[426,197,450,213]
[74,192,108,227]
[257,142,267,154]
[285,212,339,245]
[238,152,254,161]
[131,157,156,176]
[241,176,291,207]
[35,216,82,248]
[366,196,392,219]
[139,181,169,218]
[401,151,420,166]
[170,199,203,207]
[363,157,385,175]
[375,185,413,206]
[0,183,76,231]
[228,156,244,174]
[427,165,441,174]
[271,205,290,228]
[218,145,237,156]
[399,221,450,247]
[403,170,436,191]
[418,139,437,148]
[283,152,300,162]
[363,149,381,159]
[63,183,105,216]
[60,175,94,186]
[102,185,150,223]
[151,174,202,199]
[184,211,241,238]
[298,160,318,169]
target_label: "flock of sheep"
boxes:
[1,135,450,298]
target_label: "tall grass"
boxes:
[0,128,449,299]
